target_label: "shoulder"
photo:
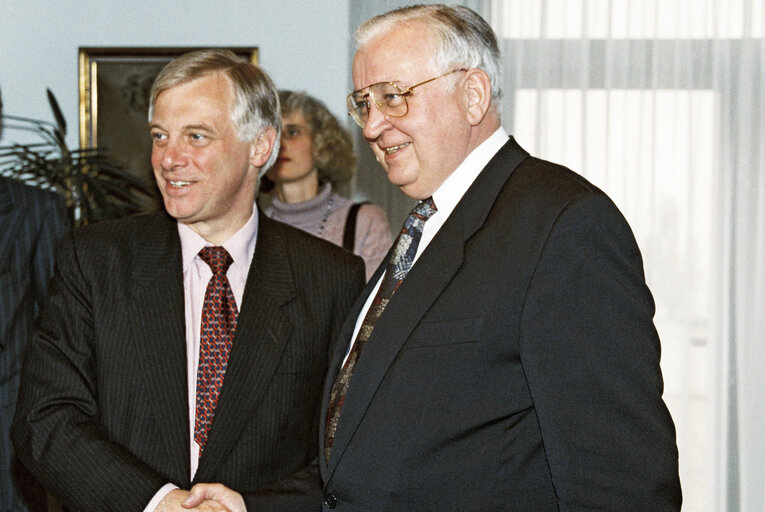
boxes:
[354,202,392,246]
[488,153,616,226]
[357,202,389,225]
[60,212,175,268]
[3,178,64,213]
[513,155,603,199]
[261,214,364,275]
[71,211,172,245]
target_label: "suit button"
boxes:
[323,493,337,508]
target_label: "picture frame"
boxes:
[78,47,259,211]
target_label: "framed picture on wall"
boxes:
[78,47,259,211]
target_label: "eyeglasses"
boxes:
[346,68,467,128]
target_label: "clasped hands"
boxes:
[156,484,246,512]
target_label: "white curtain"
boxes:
[350,1,765,509]
[485,0,765,510]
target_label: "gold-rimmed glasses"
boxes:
[346,68,467,128]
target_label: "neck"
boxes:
[187,207,253,245]
[274,171,320,204]
[466,113,502,156]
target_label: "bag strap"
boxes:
[342,201,369,251]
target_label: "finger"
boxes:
[182,485,211,508]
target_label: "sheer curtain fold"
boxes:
[486,1,764,510]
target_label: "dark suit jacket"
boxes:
[11,210,365,512]
[319,138,682,511]
[1,177,69,512]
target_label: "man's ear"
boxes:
[463,68,492,126]
[249,127,277,168]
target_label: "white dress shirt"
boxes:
[344,127,509,364]
[145,207,258,510]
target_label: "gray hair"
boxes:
[355,5,502,111]
[148,49,281,171]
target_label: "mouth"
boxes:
[383,142,410,155]
[276,157,290,165]
[168,180,193,188]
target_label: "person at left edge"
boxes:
[11,49,365,512]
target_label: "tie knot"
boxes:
[199,246,234,276]
[412,197,437,220]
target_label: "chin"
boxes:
[387,168,419,190]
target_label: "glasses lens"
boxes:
[346,82,409,128]
[370,83,408,117]
[347,93,369,127]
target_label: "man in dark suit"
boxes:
[1,85,70,512]
[12,50,364,511]
[0,176,68,512]
[317,5,682,510]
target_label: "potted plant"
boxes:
[0,89,152,226]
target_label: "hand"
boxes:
[156,488,241,511]
[183,483,246,512]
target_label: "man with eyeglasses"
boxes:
[315,5,682,511]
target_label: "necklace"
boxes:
[315,195,335,237]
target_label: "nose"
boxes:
[155,137,187,171]
[362,101,392,142]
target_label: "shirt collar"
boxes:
[431,127,509,219]
[178,206,259,275]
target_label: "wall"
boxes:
[0,0,352,148]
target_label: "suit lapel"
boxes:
[127,213,191,485]
[194,213,298,482]
[324,138,529,476]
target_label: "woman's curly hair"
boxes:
[279,90,356,186]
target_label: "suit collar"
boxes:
[322,138,529,477]
[432,127,510,220]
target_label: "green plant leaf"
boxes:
[46,88,67,147]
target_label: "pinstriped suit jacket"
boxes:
[1,177,69,512]
[11,210,364,512]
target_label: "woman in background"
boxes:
[263,90,392,281]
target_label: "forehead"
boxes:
[153,72,234,120]
[282,111,307,125]
[352,22,438,89]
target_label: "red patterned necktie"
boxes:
[194,246,238,453]
[324,198,437,462]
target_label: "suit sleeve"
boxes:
[519,193,682,511]
[30,190,69,312]
[11,233,168,512]
[242,253,365,511]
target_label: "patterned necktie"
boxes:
[324,198,437,462]
[194,246,238,453]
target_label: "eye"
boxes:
[151,131,167,145]
[189,133,209,145]
[382,92,402,104]
[380,86,407,107]
[352,95,370,111]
